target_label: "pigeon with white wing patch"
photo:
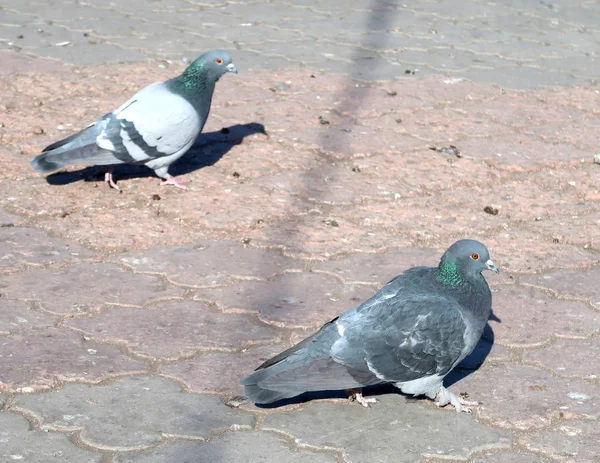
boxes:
[241,239,498,413]
[30,50,237,190]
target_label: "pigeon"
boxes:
[30,50,238,190]
[241,239,498,413]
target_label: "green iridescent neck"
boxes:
[179,61,207,89]
[436,257,463,287]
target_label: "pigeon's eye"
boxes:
[471,253,479,260]
[215,58,223,64]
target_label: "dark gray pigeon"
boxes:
[30,50,237,190]
[241,239,498,412]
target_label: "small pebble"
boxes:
[594,153,600,165]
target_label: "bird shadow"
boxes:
[44,122,267,186]
[254,311,501,409]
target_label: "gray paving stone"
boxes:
[262,394,510,462]
[114,240,300,287]
[113,431,338,463]
[65,300,280,359]
[13,376,256,450]
[0,226,95,273]
[0,298,57,335]
[0,262,185,314]
[473,450,552,463]
[0,411,102,462]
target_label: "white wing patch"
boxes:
[336,321,345,336]
[119,128,152,161]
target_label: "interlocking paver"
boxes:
[0,411,102,462]
[1,262,185,314]
[263,394,511,462]
[456,363,600,429]
[195,272,376,327]
[491,286,600,347]
[0,326,146,392]
[517,420,600,463]
[1,0,599,460]
[113,431,339,462]
[12,376,255,450]
[66,300,281,360]
[523,338,600,379]
[114,240,300,287]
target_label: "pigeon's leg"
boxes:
[104,171,120,191]
[435,387,478,413]
[348,389,378,408]
[158,174,189,190]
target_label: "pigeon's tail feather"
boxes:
[30,144,120,173]
[241,356,379,404]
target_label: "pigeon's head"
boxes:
[437,239,498,286]
[184,50,237,84]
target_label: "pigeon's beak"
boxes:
[226,63,238,74]
[485,259,499,274]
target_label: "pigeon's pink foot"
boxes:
[160,175,189,190]
[348,389,378,408]
[435,387,478,413]
[104,172,120,191]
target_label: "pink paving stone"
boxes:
[524,338,600,379]
[456,363,600,429]
[0,226,96,272]
[491,285,600,347]
[0,299,57,335]
[0,326,146,393]
[311,247,439,284]
[159,343,289,397]
[0,262,185,314]
[456,136,589,170]
[114,241,300,288]
[195,272,376,328]
[65,300,281,360]
[483,231,599,274]
[517,421,600,462]
[245,211,410,259]
[520,266,600,306]
[523,212,600,250]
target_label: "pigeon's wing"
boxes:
[95,83,202,164]
[331,292,468,382]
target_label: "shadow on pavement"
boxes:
[44,122,266,186]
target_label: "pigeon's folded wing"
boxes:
[96,83,201,163]
[331,294,468,382]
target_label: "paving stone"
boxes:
[113,431,338,463]
[311,246,439,284]
[262,394,510,462]
[491,285,600,347]
[0,226,95,272]
[12,376,255,450]
[0,298,57,335]
[456,363,600,429]
[114,241,300,287]
[66,300,280,360]
[473,450,552,463]
[0,262,185,314]
[524,338,600,379]
[517,421,600,463]
[160,343,293,397]
[0,326,146,392]
[0,411,102,462]
[195,272,376,328]
[520,266,600,308]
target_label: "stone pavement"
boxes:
[0,0,599,461]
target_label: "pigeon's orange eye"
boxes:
[471,253,479,260]
[215,58,223,64]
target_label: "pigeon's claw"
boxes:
[104,172,120,191]
[160,175,189,190]
[435,387,478,413]
[349,390,378,408]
